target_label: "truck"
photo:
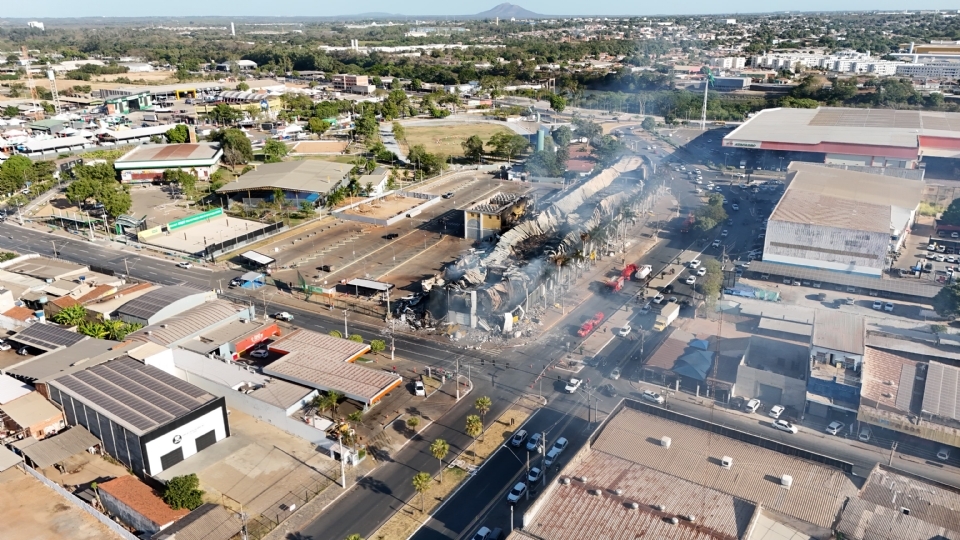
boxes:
[634,264,652,281]
[653,303,680,332]
[680,213,695,233]
[605,276,626,292]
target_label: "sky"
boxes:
[4,1,960,18]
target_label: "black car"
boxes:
[383,233,399,240]
[663,284,674,294]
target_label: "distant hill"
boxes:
[474,3,543,19]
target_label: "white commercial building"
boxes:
[897,62,960,79]
[711,57,747,70]
[763,163,923,277]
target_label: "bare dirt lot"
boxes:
[291,141,349,155]
[340,194,427,220]
[402,123,513,157]
[0,467,123,540]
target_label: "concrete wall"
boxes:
[735,364,807,412]
[99,488,163,534]
[764,221,888,276]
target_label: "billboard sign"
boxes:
[167,208,223,231]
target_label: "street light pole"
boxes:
[338,429,347,488]
[343,309,348,337]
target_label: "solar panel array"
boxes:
[12,324,86,351]
[118,286,204,320]
[51,356,214,435]
[809,108,922,129]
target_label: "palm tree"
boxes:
[430,439,450,482]
[465,415,482,461]
[412,472,432,512]
[475,396,491,425]
[327,391,344,417]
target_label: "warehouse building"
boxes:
[723,107,960,169]
[116,286,214,326]
[114,143,222,183]
[48,356,230,477]
[760,163,923,277]
[216,160,352,207]
[127,299,264,358]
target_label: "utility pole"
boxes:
[390,319,395,362]
[526,451,530,501]
[338,428,347,488]
[343,309,348,337]
[456,357,460,401]
[51,240,57,258]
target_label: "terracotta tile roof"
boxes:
[3,306,37,321]
[99,475,189,527]
[566,158,596,173]
[51,296,80,309]
[76,284,115,304]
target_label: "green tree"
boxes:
[694,194,727,231]
[165,124,190,144]
[210,128,253,166]
[572,117,602,140]
[487,132,529,163]
[370,339,386,354]
[699,259,724,306]
[208,103,242,126]
[465,415,482,460]
[0,155,36,194]
[263,140,289,163]
[308,117,331,135]
[345,535,365,540]
[461,135,485,164]
[392,121,406,142]
[52,304,87,326]
[412,472,432,512]
[933,282,960,319]
[641,116,656,131]
[2,105,20,117]
[940,199,960,226]
[348,334,363,343]
[547,93,566,113]
[236,82,250,91]
[552,125,573,147]
[329,330,343,338]
[430,438,450,482]
[406,416,420,431]
[162,474,204,510]
[163,169,197,198]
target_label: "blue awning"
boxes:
[674,350,714,381]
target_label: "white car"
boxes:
[695,179,703,185]
[527,466,543,484]
[938,446,951,461]
[506,482,527,503]
[696,267,707,276]
[511,429,528,447]
[884,302,894,312]
[731,204,739,211]
[642,390,665,404]
[564,378,582,393]
[610,367,621,380]
[652,294,665,304]
[768,405,784,419]
[249,349,269,358]
[721,230,728,237]
[928,243,937,251]
[685,275,696,285]
[618,324,631,337]
[688,259,701,269]
[472,527,493,540]
[176,261,193,269]
[712,240,721,248]
[745,398,761,413]
[872,300,883,310]
[825,421,845,435]
[772,420,798,434]
[273,312,294,321]
[414,380,426,397]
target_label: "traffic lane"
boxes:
[299,377,520,540]
[412,401,592,540]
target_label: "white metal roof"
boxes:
[240,251,275,266]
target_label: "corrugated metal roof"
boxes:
[151,503,242,540]
[0,391,62,428]
[923,362,960,422]
[118,285,206,321]
[17,426,100,469]
[837,497,960,540]
[812,310,865,355]
[129,300,242,346]
[0,445,21,472]
[757,318,812,337]
[858,466,960,533]
[770,189,890,233]
[591,408,858,528]
[264,329,400,403]
[787,162,923,215]
[860,348,918,413]
[216,160,351,195]
[522,450,749,540]
[746,261,941,299]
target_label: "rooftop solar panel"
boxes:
[57,376,156,431]
[74,369,173,425]
[90,363,189,418]
[12,324,85,351]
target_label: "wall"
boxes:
[173,367,331,445]
[23,466,140,540]
[735,364,807,412]
[99,488,162,534]
[144,406,228,475]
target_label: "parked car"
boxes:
[768,405,784,419]
[526,432,543,452]
[511,429,528,447]
[176,261,193,269]
[0,342,10,352]
[884,302,894,312]
[273,312,294,321]
[642,390,665,404]
[938,446,952,461]
[472,527,492,540]
[685,276,696,285]
[858,427,872,442]
[229,277,242,288]
[873,300,883,310]
[414,380,426,397]
[688,259,702,269]
[250,349,269,359]
[527,466,543,484]
[506,482,527,503]
[745,399,761,413]
[772,420,798,434]
[653,294,665,304]
[825,421,845,435]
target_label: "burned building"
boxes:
[463,193,528,241]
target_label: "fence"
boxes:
[206,221,286,260]
[23,465,139,540]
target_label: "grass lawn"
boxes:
[402,123,513,157]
